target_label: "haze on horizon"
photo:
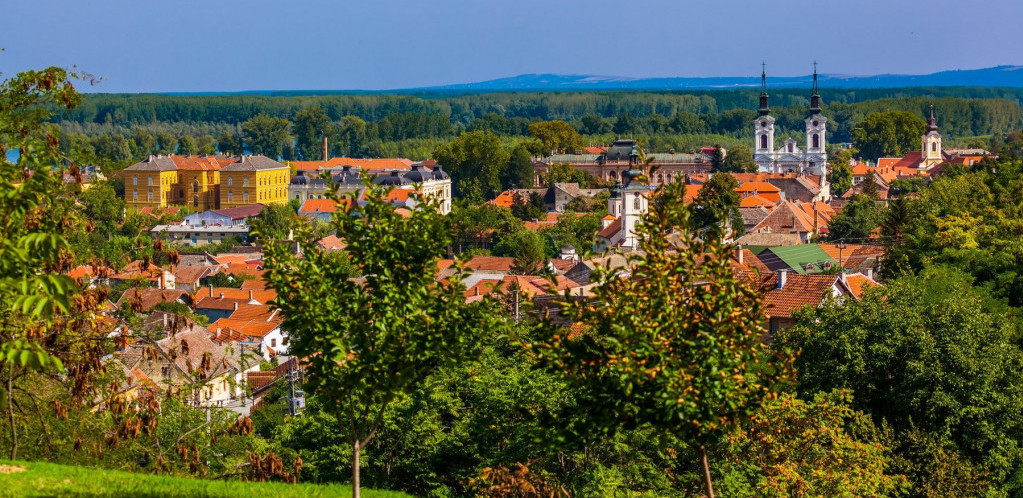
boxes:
[2,0,1020,93]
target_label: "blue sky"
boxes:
[2,0,1020,93]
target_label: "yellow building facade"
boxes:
[123,155,289,211]
[219,156,290,209]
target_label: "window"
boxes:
[633,196,640,210]
[931,142,937,151]
[271,338,277,347]
[133,176,138,186]
[147,177,152,186]
[193,197,198,208]
[244,192,248,202]
[760,134,768,149]
[193,182,199,193]
[228,192,233,202]
[788,143,794,152]
[148,190,152,201]
[228,177,233,187]
[133,190,138,200]
[812,133,820,149]
[243,178,248,187]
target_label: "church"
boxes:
[753,67,828,177]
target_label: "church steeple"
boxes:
[758,63,771,117]
[808,62,822,115]
[926,104,938,132]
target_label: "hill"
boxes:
[0,460,409,497]
[417,65,1023,92]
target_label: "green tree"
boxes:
[612,112,636,136]
[692,172,744,238]
[826,194,883,242]
[432,131,510,203]
[527,180,789,497]
[494,230,547,275]
[509,192,546,221]
[154,130,178,155]
[503,144,535,189]
[78,182,125,239]
[177,135,198,155]
[130,128,157,160]
[262,187,508,497]
[852,111,927,160]
[292,106,335,160]
[196,134,217,155]
[217,131,242,155]
[252,203,296,241]
[579,114,610,135]
[337,115,367,157]
[242,113,291,158]
[528,120,584,155]
[710,146,726,171]
[717,144,758,173]
[719,390,905,497]
[775,268,1023,492]
[540,162,601,188]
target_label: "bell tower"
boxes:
[804,63,828,175]
[921,105,943,169]
[754,64,775,155]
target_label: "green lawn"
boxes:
[0,460,409,497]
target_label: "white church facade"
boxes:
[753,68,829,177]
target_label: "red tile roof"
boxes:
[597,216,622,240]
[844,273,878,299]
[290,157,414,172]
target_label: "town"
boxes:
[3,2,1023,494]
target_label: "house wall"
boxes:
[127,170,178,209]
[220,168,290,208]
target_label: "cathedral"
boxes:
[753,66,828,176]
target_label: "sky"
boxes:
[2,0,1021,93]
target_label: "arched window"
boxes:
[633,196,640,210]
[788,143,793,152]
[812,133,820,149]
[193,197,198,208]
[931,142,937,151]
[760,134,768,149]
[192,182,199,194]
[657,174,664,183]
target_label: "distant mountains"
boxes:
[417,66,1023,92]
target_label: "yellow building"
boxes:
[219,155,290,209]
[124,156,179,208]
[123,154,290,211]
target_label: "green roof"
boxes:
[760,244,836,274]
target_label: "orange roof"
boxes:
[489,190,517,209]
[844,273,878,299]
[464,256,518,272]
[739,195,777,208]
[240,279,269,291]
[195,286,277,305]
[523,220,558,231]
[597,216,622,240]
[585,146,607,154]
[228,303,277,321]
[299,198,345,214]
[683,184,702,204]
[385,189,413,202]
[317,234,347,251]
[171,155,224,171]
[290,157,414,172]
[210,317,282,340]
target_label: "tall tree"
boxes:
[827,194,883,242]
[242,113,291,159]
[177,135,198,155]
[719,144,758,173]
[337,115,368,157]
[528,120,584,155]
[262,187,508,497]
[432,130,510,204]
[503,144,535,189]
[692,172,744,238]
[217,130,242,155]
[292,106,335,160]
[527,180,789,497]
[852,110,927,160]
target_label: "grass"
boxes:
[0,460,410,497]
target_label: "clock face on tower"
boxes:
[812,120,819,127]
[761,121,767,127]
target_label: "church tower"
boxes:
[803,64,827,175]
[619,164,648,250]
[921,105,943,169]
[754,66,775,156]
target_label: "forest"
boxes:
[58,87,1023,169]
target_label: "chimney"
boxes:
[735,244,744,265]
[163,313,169,328]
[219,292,225,299]
[248,290,253,301]
[322,136,329,161]
[866,268,874,279]
[776,270,787,290]
[233,302,238,311]
[209,284,213,295]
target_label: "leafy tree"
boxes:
[612,112,636,136]
[130,128,157,160]
[852,111,927,160]
[196,134,217,155]
[218,131,242,155]
[526,180,789,497]
[719,390,905,497]
[493,230,546,275]
[538,212,602,258]
[826,156,854,197]
[252,204,296,241]
[509,192,546,221]
[540,162,601,188]
[692,172,744,238]
[292,106,335,160]
[154,130,178,155]
[242,113,291,159]
[528,120,584,155]
[262,187,508,496]
[432,130,509,203]
[827,194,883,242]
[579,114,610,135]
[337,115,368,157]
[710,146,726,171]
[669,112,707,134]
[503,144,535,189]
[78,181,125,239]
[776,269,1023,492]
[177,135,198,155]
[449,203,522,253]
[718,144,758,173]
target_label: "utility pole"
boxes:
[288,359,296,416]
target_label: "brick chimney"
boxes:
[322,136,329,161]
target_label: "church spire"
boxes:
[808,62,822,115]
[758,62,770,117]
[927,104,938,132]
